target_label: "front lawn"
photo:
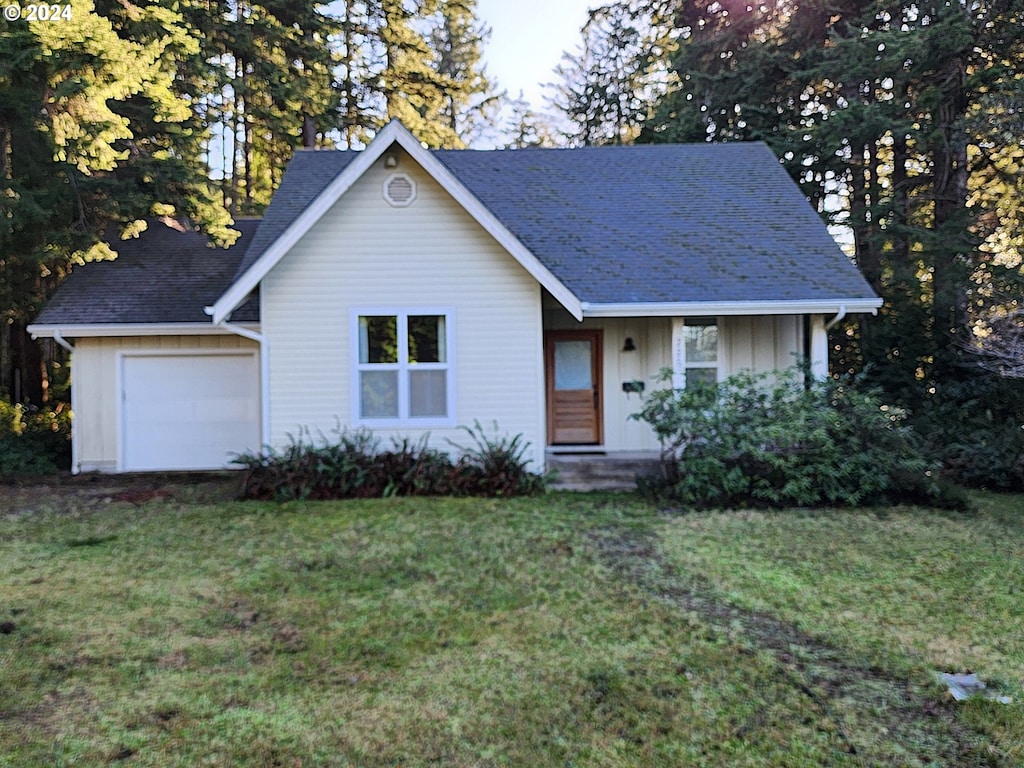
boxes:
[1,481,1021,766]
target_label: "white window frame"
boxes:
[672,317,721,390]
[350,307,456,427]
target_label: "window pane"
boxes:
[554,340,593,390]
[685,324,718,363]
[359,316,397,363]
[409,370,447,417]
[408,315,445,363]
[685,367,717,388]
[360,370,399,418]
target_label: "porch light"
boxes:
[622,337,637,352]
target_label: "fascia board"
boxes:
[28,323,260,339]
[211,119,584,324]
[209,121,408,325]
[580,298,883,318]
[403,137,584,321]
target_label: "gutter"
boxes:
[579,298,881,319]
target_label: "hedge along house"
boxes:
[29,120,881,474]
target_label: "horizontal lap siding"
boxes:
[262,150,545,467]
[73,335,258,472]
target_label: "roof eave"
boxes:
[28,322,261,339]
[580,298,883,318]
[208,120,584,324]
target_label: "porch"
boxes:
[546,450,662,492]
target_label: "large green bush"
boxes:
[631,367,966,509]
[0,399,72,475]
[910,375,1024,491]
[234,421,545,501]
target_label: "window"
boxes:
[673,318,719,389]
[354,310,454,423]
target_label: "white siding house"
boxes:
[29,120,881,474]
[260,149,547,466]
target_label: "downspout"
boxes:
[52,331,80,474]
[808,305,848,384]
[825,304,848,331]
[53,330,75,354]
[210,317,270,451]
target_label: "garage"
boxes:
[121,352,260,471]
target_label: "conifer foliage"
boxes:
[552,1,1024,385]
[0,0,497,403]
[548,0,1024,487]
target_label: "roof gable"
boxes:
[209,121,584,324]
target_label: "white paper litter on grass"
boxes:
[939,673,1013,704]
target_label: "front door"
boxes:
[546,330,602,445]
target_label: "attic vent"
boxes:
[383,173,416,207]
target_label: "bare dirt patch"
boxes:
[591,524,1003,767]
[0,472,243,516]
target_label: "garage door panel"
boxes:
[122,354,260,471]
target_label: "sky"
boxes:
[474,0,596,110]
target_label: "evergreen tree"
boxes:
[551,1,672,146]
[501,92,560,148]
[645,0,1024,401]
[429,0,500,146]
[0,0,233,401]
[193,0,341,214]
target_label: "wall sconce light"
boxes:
[622,337,637,352]
[384,154,398,169]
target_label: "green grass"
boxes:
[1,481,1022,766]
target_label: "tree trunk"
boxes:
[930,55,970,371]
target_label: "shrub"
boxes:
[234,422,544,501]
[631,367,966,509]
[447,420,547,497]
[910,376,1024,491]
[0,399,72,475]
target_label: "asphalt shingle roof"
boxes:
[233,152,356,280]
[34,140,878,328]
[239,142,876,306]
[32,219,261,326]
[434,144,876,304]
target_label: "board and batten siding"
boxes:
[544,302,807,452]
[71,334,259,473]
[721,315,804,374]
[543,308,672,452]
[260,148,546,467]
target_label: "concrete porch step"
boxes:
[546,451,662,492]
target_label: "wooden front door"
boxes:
[546,330,602,445]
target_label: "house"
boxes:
[28,120,881,474]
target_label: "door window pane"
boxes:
[554,340,593,390]
[409,370,447,417]
[408,315,445,363]
[359,316,397,363]
[360,370,399,418]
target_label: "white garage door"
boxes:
[122,353,260,471]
